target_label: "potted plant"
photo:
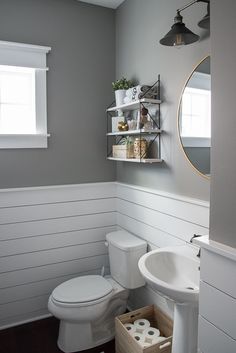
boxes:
[112,77,133,106]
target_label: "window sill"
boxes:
[0,134,50,149]
[182,137,211,148]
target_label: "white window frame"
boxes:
[181,71,211,148]
[0,40,51,149]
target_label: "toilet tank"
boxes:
[106,230,147,289]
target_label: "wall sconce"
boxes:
[160,0,210,47]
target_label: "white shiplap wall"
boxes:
[116,183,210,314]
[0,182,117,329]
[0,181,210,329]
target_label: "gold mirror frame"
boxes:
[177,55,211,180]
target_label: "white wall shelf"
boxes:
[106,128,162,136]
[106,76,163,163]
[107,98,161,112]
[107,157,163,163]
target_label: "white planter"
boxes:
[115,89,126,107]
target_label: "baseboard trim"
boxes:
[0,313,52,331]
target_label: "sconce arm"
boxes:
[177,0,210,15]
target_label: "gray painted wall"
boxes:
[210,0,236,247]
[0,0,116,188]
[116,0,210,201]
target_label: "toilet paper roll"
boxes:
[133,318,150,333]
[143,327,160,344]
[152,336,166,345]
[143,342,152,348]
[131,332,146,346]
[124,323,136,334]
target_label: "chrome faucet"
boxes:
[190,234,202,258]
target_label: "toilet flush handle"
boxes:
[102,241,109,277]
[101,266,105,277]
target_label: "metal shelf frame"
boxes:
[106,75,162,163]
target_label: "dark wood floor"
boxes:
[0,317,115,353]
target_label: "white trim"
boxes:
[0,40,51,54]
[0,134,50,149]
[0,41,51,68]
[0,181,116,195]
[0,313,52,331]
[194,236,236,262]
[0,181,206,210]
[116,182,209,208]
[0,40,51,148]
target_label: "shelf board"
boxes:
[106,128,161,136]
[107,157,163,164]
[107,98,161,112]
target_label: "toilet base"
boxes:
[58,319,115,353]
[57,295,128,352]
[58,321,92,353]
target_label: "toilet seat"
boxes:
[51,275,113,305]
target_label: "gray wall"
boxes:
[116,0,210,201]
[210,0,236,247]
[0,0,116,188]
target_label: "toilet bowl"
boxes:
[48,230,147,353]
[48,275,129,352]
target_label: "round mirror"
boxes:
[178,56,211,179]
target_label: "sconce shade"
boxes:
[159,22,200,46]
[159,1,210,47]
[198,14,210,29]
[198,3,210,29]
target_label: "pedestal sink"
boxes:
[138,245,200,353]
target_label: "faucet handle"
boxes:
[190,234,203,243]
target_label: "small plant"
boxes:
[119,137,133,146]
[112,77,133,91]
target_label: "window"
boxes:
[0,66,36,134]
[181,72,211,148]
[182,87,211,138]
[0,41,51,148]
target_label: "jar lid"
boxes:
[134,137,147,141]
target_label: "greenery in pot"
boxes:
[112,77,133,91]
[119,137,133,146]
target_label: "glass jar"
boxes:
[133,138,148,159]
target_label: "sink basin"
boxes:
[138,245,200,353]
[138,245,200,304]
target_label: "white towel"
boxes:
[126,85,158,101]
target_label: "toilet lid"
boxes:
[52,275,113,304]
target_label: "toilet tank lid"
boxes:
[106,230,147,252]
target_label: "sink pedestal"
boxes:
[138,246,200,353]
[172,303,198,353]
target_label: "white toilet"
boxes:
[48,230,147,353]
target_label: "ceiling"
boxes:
[78,0,125,9]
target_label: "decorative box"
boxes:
[112,144,134,159]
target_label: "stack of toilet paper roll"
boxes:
[124,319,166,348]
